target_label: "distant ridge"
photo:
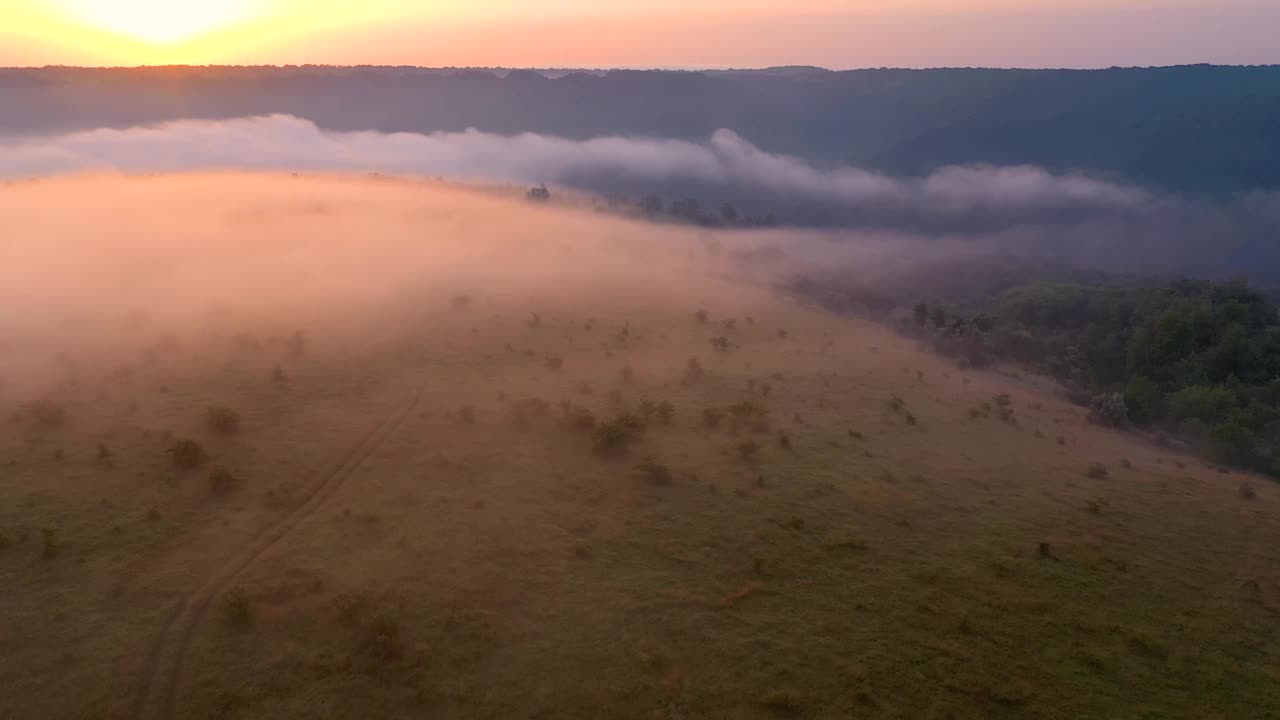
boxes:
[2,64,1278,193]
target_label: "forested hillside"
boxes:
[3,64,1279,194]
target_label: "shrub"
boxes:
[594,413,645,455]
[1239,482,1258,501]
[21,401,67,428]
[510,397,551,427]
[638,398,658,421]
[209,466,239,496]
[729,400,766,419]
[684,357,705,382]
[545,357,564,372]
[223,587,254,630]
[695,309,709,324]
[359,611,405,663]
[656,401,675,426]
[205,406,241,435]
[702,408,723,429]
[778,432,792,450]
[287,330,308,356]
[737,440,761,461]
[169,439,207,470]
[568,407,598,431]
[1167,385,1237,424]
[759,690,805,716]
[1086,463,1110,479]
[450,295,472,310]
[40,527,59,561]
[457,405,477,425]
[1119,458,1132,469]
[709,336,730,352]
[1089,392,1130,428]
[637,456,674,486]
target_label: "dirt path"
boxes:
[126,387,424,720]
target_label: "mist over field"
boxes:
[3,114,1280,280]
[0,172,780,401]
[4,64,1280,720]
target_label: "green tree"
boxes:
[913,303,929,328]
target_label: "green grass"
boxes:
[1,176,1277,720]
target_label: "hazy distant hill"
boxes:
[2,64,1279,194]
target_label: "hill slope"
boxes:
[0,174,1277,720]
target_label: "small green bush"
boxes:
[638,398,658,420]
[22,401,67,428]
[359,612,404,663]
[729,400,766,419]
[40,527,59,561]
[209,466,239,496]
[594,413,645,455]
[169,439,207,470]
[684,357,705,382]
[638,456,674,486]
[205,406,241,435]
[759,689,805,716]
[656,401,675,426]
[568,407,598,431]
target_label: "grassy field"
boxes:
[1,174,1278,720]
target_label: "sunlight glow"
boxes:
[53,0,258,44]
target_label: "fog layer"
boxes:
[0,173,773,402]
[0,115,1147,223]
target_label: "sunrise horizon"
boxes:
[4,1,1279,70]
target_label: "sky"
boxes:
[0,0,1277,69]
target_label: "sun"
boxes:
[54,0,258,44]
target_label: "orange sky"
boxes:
[1,0,1277,68]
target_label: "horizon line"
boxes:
[4,62,1280,73]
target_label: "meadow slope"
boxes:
[1,174,1277,720]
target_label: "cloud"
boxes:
[5,115,1279,281]
[0,115,1148,226]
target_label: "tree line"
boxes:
[912,279,1280,475]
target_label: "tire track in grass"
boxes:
[127,387,423,720]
